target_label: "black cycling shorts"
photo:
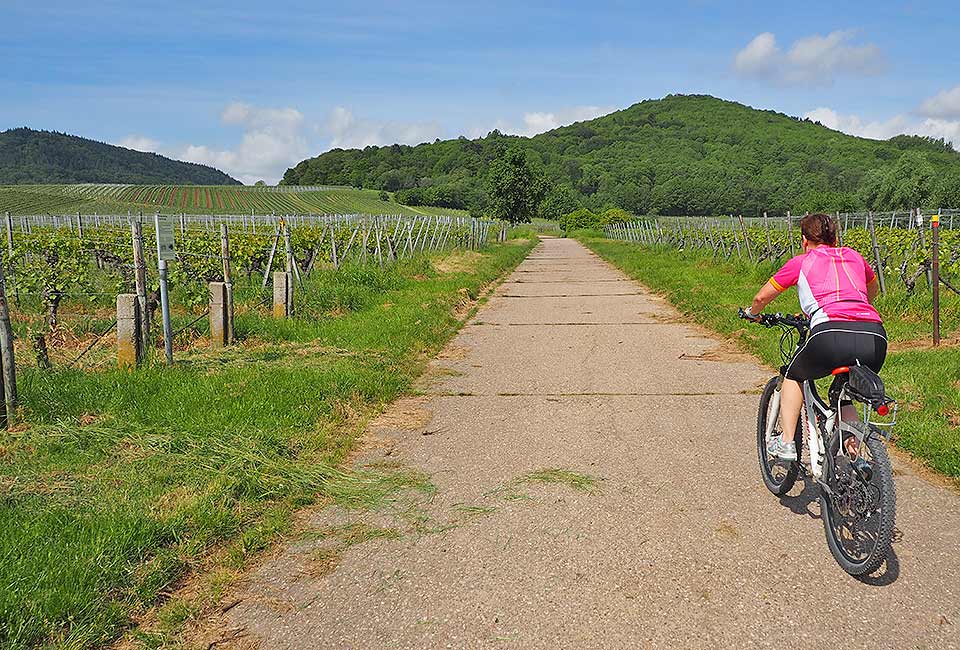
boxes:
[785,321,887,382]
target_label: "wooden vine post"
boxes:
[867,212,887,296]
[737,214,755,263]
[932,210,941,346]
[0,253,16,427]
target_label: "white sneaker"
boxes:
[767,437,797,461]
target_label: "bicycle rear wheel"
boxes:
[756,376,801,496]
[819,425,896,576]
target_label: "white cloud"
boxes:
[513,105,614,136]
[118,135,160,153]
[113,103,309,184]
[174,103,309,184]
[804,106,960,148]
[803,107,910,140]
[734,32,779,77]
[321,106,444,150]
[467,105,616,138]
[734,30,884,85]
[918,85,960,119]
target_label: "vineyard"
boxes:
[0,207,529,648]
[606,210,960,297]
[0,184,465,217]
[0,211,499,371]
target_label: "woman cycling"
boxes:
[742,213,886,460]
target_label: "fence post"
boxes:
[331,223,340,268]
[916,209,931,288]
[0,255,16,427]
[131,220,150,352]
[260,220,283,290]
[283,221,303,288]
[219,224,234,344]
[209,282,229,347]
[932,211,941,346]
[867,212,886,296]
[4,212,16,306]
[737,215,754,263]
[763,212,771,255]
[116,293,143,369]
[273,271,293,318]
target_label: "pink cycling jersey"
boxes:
[770,247,882,328]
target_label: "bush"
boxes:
[599,207,631,225]
[559,208,598,231]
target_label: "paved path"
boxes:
[227,238,960,649]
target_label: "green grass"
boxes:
[0,237,535,649]
[0,184,467,217]
[577,233,960,479]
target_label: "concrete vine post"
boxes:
[131,219,150,352]
[220,223,234,344]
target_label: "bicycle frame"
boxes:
[767,374,899,482]
[764,377,832,480]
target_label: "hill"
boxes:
[281,94,960,216]
[0,183,466,217]
[0,128,240,185]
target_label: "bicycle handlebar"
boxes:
[737,308,809,330]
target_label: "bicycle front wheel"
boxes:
[819,426,896,576]
[756,376,801,496]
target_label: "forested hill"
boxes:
[282,94,960,216]
[0,128,240,185]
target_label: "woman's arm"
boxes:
[867,277,879,302]
[749,281,782,315]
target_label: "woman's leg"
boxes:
[780,378,803,443]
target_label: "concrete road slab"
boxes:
[225,237,960,650]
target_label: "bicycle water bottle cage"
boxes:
[846,366,887,409]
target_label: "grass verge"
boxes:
[0,237,536,649]
[576,233,960,479]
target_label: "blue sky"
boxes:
[4,0,959,183]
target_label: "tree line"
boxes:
[282,95,960,219]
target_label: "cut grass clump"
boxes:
[519,468,600,492]
[487,467,602,500]
[578,234,960,479]
[0,236,536,649]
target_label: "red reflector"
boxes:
[877,404,889,416]
[831,366,850,376]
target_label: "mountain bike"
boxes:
[738,309,898,576]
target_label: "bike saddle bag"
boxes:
[846,366,886,408]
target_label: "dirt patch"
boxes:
[436,344,470,360]
[433,250,484,275]
[888,336,960,353]
[368,396,433,433]
[678,338,756,363]
[715,521,740,539]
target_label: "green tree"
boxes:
[254,180,267,186]
[538,185,580,221]
[486,148,547,224]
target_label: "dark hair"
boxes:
[800,213,838,246]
